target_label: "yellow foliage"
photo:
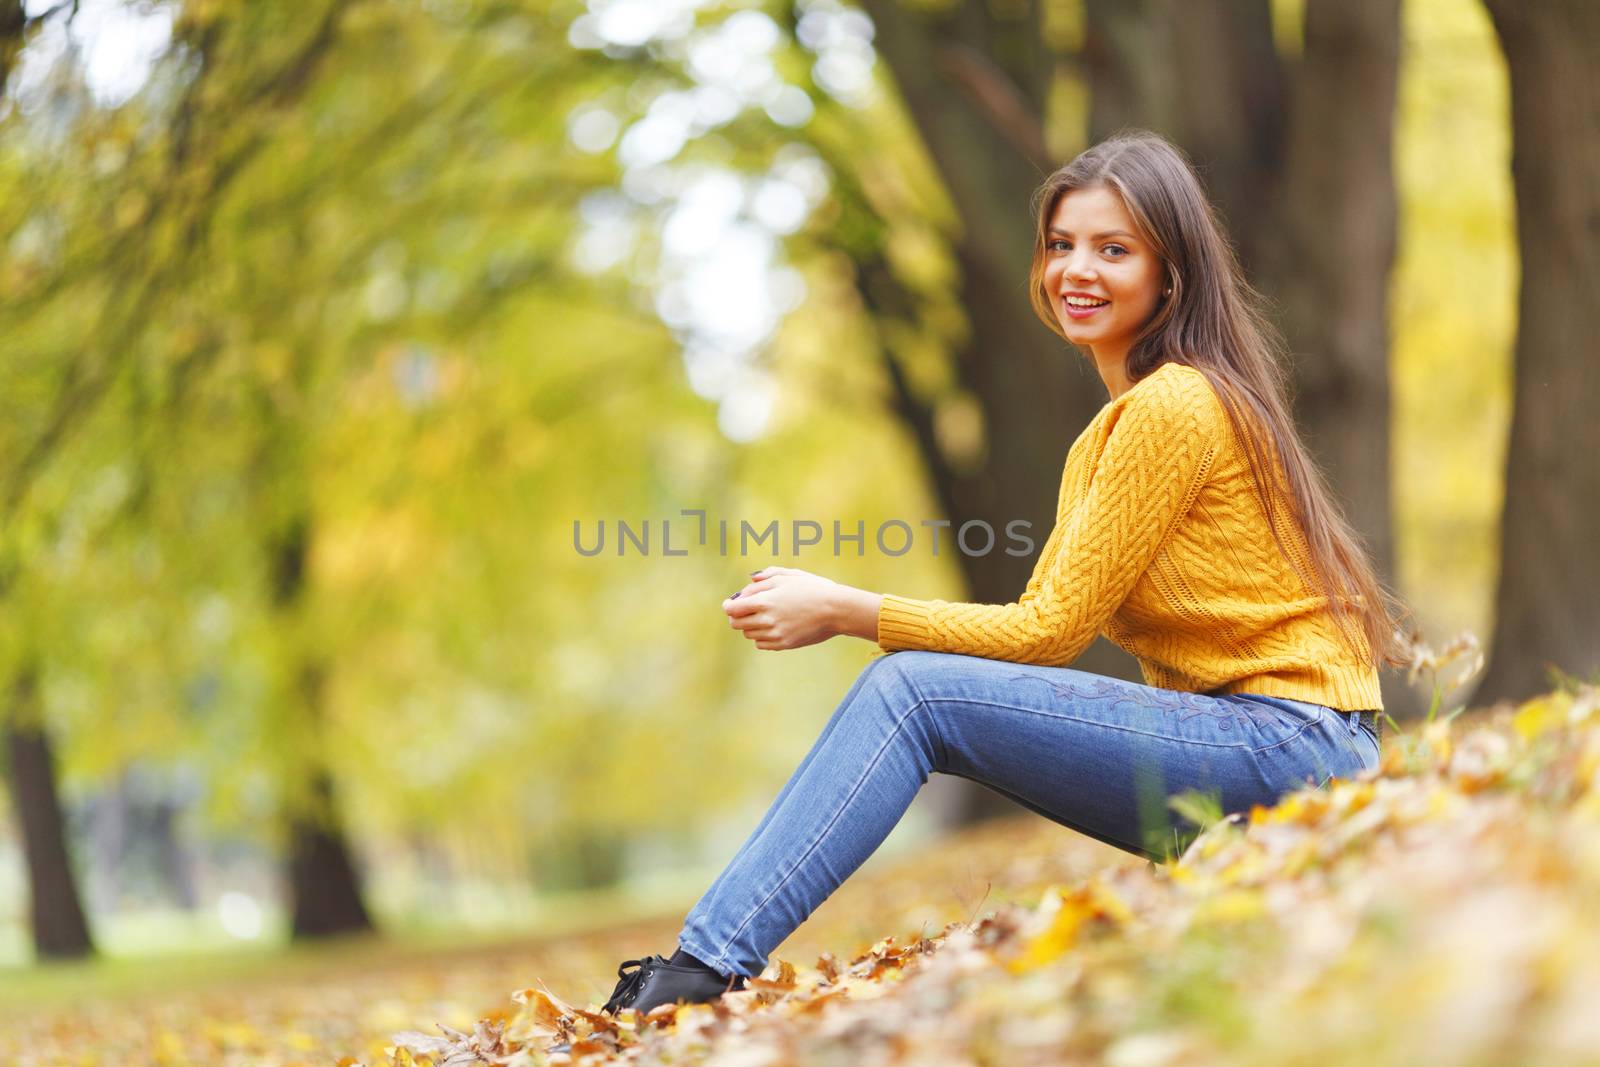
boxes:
[1005,878,1133,975]
[1193,888,1267,925]
[1513,694,1566,741]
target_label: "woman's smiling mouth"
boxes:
[1062,292,1110,319]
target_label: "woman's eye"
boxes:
[1048,239,1070,252]
[1103,244,1128,256]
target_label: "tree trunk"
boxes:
[1474,0,1600,704]
[1083,0,1177,144]
[0,1,24,89]
[1265,0,1402,573]
[288,765,372,938]
[4,670,94,960]
[0,4,94,963]
[1263,0,1408,712]
[1085,1,1287,278]
[271,515,373,939]
[1164,1,1288,275]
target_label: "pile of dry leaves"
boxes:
[376,683,1600,1067]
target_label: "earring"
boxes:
[1162,287,1173,297]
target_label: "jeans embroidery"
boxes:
[1008,674,1279,728]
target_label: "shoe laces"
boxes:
[602,955,662,1014]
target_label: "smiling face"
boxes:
[1041,183,1165,371]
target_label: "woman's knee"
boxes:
[852,653,950,765]
[852,651,913,703]
[857,650,951,703]
[867,650,951,682]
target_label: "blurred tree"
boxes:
[5,0,750,933]
[3,667,93,959]
[0,0,376,943]
[0,0,95,962]
[270,512,371,938]
[1474,0,1600,702]
[0,0,18,77]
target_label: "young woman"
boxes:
[584,130,1405,1022]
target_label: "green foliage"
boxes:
[0,0,955,915]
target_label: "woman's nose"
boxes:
[1064,254,1096,284]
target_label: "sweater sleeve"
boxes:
[876,370,1225,666]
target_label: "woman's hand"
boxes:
[722,566,857,651]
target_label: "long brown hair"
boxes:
[1027,130,1408,670]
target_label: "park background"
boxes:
[0,0,1595,1056]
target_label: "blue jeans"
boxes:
[677,649,1379,979]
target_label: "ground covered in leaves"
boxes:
[8,686,1600,1067]
[0,774,1125,1065]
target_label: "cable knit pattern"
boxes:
[877,362,1383,711]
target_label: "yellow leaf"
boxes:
[1279,837,1321,877]
[1336,780,1377,815]
[1427,785,1456,818]
[1006,879,1131,974]
[1260,791,1330,826]
[670,1001,713,1027]
[1513,694,1565,741]
[511,985,577,1025]
[153,1030,185,1065]
[1007,899,1090,974]
[1088,878,1135,926]
[1216,851,1267,887]
[1194,888,1266,924]
[1423,720,1454,766]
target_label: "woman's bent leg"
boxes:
[677,650,1373,978]
[677,656,892,929]
[677,654,938,978]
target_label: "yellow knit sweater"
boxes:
[876,361,1383,711]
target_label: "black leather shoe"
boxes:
[603,954,745,1015]
[546,955,745,1055]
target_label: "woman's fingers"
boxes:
[724,594,766,618]
[736,575,778,598]
[727,605,771,633]
[732,614,776,638]
[732,615,784,648]
[725,572,803,651]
